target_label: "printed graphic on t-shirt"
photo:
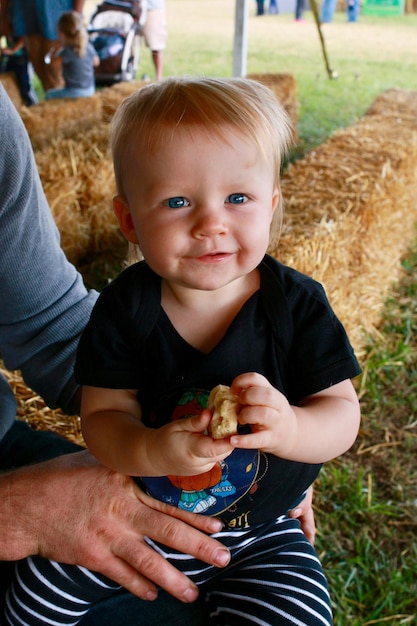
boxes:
[142,389,260,515]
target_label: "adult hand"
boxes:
[0,450,230,602]
[288,484,316,545]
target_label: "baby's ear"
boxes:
[271,188,280,217]
[113,195,139,244]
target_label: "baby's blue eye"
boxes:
[164,197,189,209]
[227,193,247,205]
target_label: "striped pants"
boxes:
[3,517,332,625]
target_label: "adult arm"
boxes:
[0,83,98,417]
[0,450,230,602]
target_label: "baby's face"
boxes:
[114,126,279,295]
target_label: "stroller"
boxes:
[88,0,146,85]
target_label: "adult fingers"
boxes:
[288,485,316,545]
[94,544,199,603]
[134,488,231,568]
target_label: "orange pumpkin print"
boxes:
[168,462,222,491]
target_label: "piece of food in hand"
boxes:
[207,384,240,439]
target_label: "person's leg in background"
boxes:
[151,49,163,81]
[320,0,338,22]
[142,8,166,81]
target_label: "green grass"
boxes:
[136,3,417,153]
[315,239,417,624]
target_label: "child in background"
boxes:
[45,10,98,100]
[0,0,37,105]
[4,77,361,626]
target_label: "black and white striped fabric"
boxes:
[4,516,332,625]
[4,560,120,625]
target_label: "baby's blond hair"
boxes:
[110,76,294,245]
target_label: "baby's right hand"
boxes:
[144,411,234,477]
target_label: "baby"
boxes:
[5,76,361,626]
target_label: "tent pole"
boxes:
[233,0,249,77]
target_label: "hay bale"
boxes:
[20,94,103,150]
[34,121,122,265]
[1,363,84,446]
[19,81,150,262]
[247,73,299,138]
[0,72,23,109]
[19,80,148,151]
[99,79,148,121]
[271,89,417,356]
[366,88,417,123]
[29,82,148,265]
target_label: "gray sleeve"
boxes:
[0,84,98,414]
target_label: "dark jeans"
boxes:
[2,53,38,106]
[0,421,210,625]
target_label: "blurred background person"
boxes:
[141,0,166,81]
[268,0,278,14]
[0,0,37,104]
[295,0,305,21]
[347,0,359,21]
[4,0,85,93]
[320,0,337,22]
[44,10,98,100]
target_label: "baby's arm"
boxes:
[229,373,360,463]
[81,386,234,477]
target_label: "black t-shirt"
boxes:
[75,255,361,528]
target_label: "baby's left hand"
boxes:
[230,372,297,457]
